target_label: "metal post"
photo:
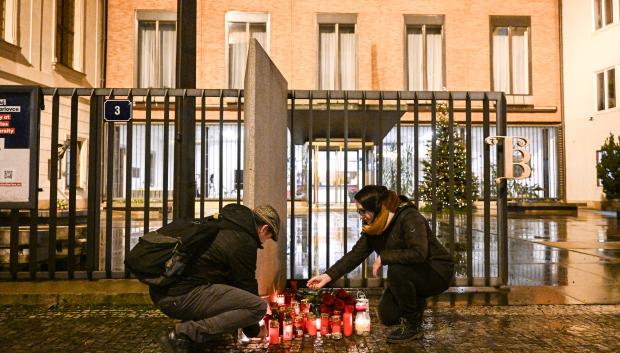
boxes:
[496,94,509,286]
[174,0,196,220]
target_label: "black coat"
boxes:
[151,204,262,298]
[325,202,455,284]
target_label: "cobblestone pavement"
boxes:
[2,303,620,353]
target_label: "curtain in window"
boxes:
[511,27,529,94]
[160,23,176,88]
[595,0,603,29]
[493,27,510,93]
[407,27,423,91]
[228,22,247,89]
[426,27,443,90]
[597,72,606,111]
[319,25,337,90]
[138,22,157,88]
[605,0,613,25]
[339,25,356,90]
[250,23,266,48]
[608,69,616,109]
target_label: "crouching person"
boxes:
[151,204,281,353]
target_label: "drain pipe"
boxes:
[100,0,108,88]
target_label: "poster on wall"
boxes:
[0,86,40,209]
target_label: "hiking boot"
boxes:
[158,329,193,353]
[386,318,423,343]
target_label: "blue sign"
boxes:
[104,99,132,122]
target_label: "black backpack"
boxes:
[124,215,221,287]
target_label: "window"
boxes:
[1,0,17,45]
[594,0,616,29]
[226,12,268,89]
[137,12,176,88]
[597,67,616,111]
[491,16,531,95]
[405,15,445,91]
[1,0,5,40]
[56,0,75,67]
[318,14,357,90]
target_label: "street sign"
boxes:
[0,86,41,209]
[104,99,132,122]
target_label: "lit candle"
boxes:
[282,318,293,341]
[343,312,353,337]
[269,319,280,345]
[300,299,310,313]
[354,311,371,336]
[306,313,317,336]
[320,313,330,336]
[276,294,285,306]
[331,315,342,340]
[294,316,304,339]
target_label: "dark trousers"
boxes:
[378,263,449,325]
[153,284,267,344]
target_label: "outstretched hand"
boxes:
[307,273,332,290]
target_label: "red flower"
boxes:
[320,304,332,314]
[322,293,335,306]
[346,296,356,306]
[334,298,346,312]
[336,289,349,300]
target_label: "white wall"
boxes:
[563,0,620,204]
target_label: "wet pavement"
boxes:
[2,301,620,352]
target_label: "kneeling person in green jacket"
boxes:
[308,185,454,343]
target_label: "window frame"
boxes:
[593,0,619,30]
[489,16,533,96]
[134,10,177,89]
[0,0,18,45]
[316,13,358,90]
[595,66,617,111]
[404,14,446,91]
[224,11,270,89]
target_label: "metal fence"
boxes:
[0,88,508,287]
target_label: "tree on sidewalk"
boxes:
[597,133,620,200]
[419,103,478,210]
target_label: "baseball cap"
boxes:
[253,205,280,241]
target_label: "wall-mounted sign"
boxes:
[485,136,532,183]
[0,86,41,209]
[104,99,132,122]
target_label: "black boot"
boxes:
[158,329,193,353]
[386,317,423,343]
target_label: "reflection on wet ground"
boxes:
[103,209,620,304]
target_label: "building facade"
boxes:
[563,0,620,206]
[105,0,564,204]
[0,0,106,209]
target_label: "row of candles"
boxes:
[264,293,371,345]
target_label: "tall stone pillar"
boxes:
[243,40,288,296]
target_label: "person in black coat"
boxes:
[308,185,454,343]
[153,203,281,353]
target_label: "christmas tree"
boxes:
[597,133,620,200]
[420,103,479,210]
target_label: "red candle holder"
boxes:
[331,315,342,340]
[306,313,317,336]
[343,312,353,337]
[269,320,280,345]
[320,313,329,336]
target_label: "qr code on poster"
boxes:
[3,170,13,180]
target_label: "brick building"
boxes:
[104,0,563,203]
